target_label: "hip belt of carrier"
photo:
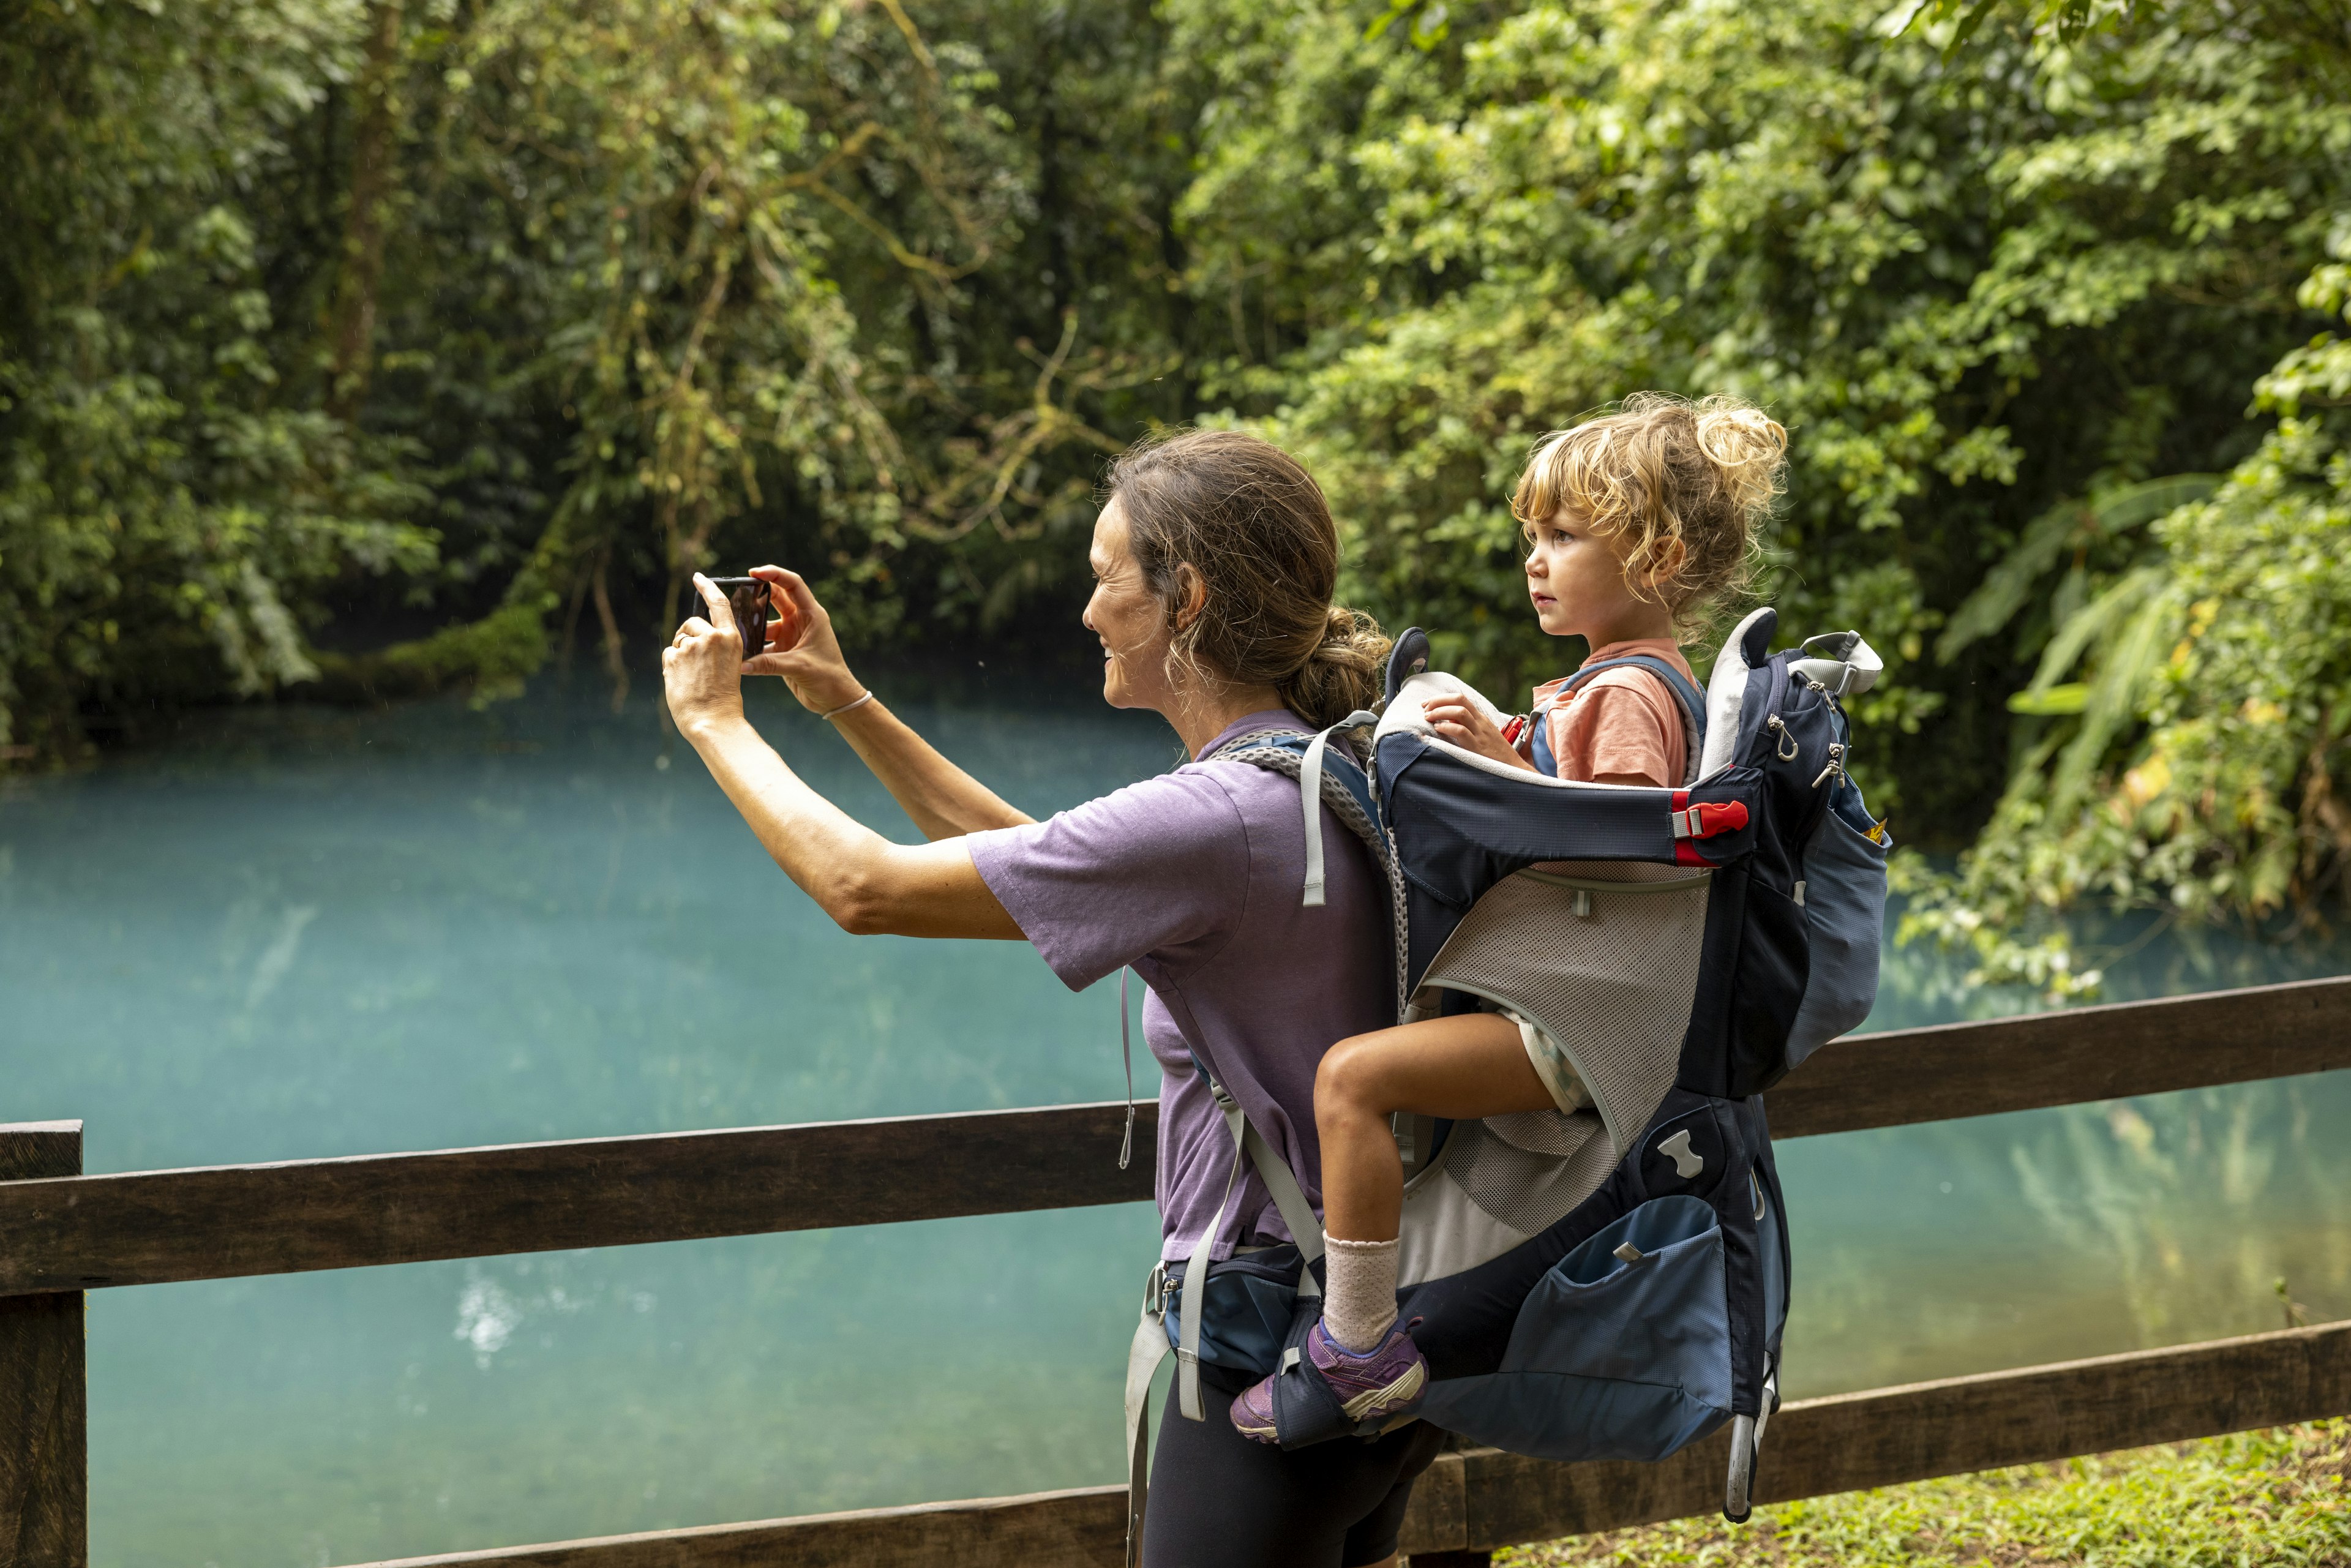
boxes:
[1119,609,1890,1566]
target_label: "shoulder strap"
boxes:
[1542,655,1709,786]
[1201,715,1385,905]
[1170,1049,1323,1424]
[1124,1048,1332,1561]
[1556,654,1709,734]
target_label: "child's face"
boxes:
[1523,506,1664,642]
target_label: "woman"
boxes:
[662,429,1444,1568]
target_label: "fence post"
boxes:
[0,1123,86,1568]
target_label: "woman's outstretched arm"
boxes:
[666,574,1025,941]
[744,566,1033,840]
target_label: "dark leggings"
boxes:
[1142,1373,1449,1568]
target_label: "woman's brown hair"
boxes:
[1103,429,1390,730]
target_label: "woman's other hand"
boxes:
[1423,695,1537,771]
[663,572,752,737]
[743,566,865,715]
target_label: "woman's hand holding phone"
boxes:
[663,572,756,737]
[742,566,865,716]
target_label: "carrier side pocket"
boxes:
[1785,790,1889,1067]
[1416,1194,1732,1462]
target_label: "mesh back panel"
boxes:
[1441,1109,1614,1236]
[1415,863,1708,1233]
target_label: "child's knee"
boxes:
[1315,1032,1386,1114]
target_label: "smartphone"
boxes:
[681,576,770,662]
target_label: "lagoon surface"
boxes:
[5,673,2348,1567]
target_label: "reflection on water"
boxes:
[1,675,2345,1567]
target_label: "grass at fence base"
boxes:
[1495,1420,2349,1567]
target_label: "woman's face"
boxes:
[1084,499,1179,714]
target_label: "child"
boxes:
[1231,392,1788,1441]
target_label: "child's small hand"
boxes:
[1422,696,1538,771]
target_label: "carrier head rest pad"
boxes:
[1385,626,1433,706]
[1789,630,1883,697]
[1701,606,1777,781]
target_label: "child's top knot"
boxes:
[1690,402,1788,523]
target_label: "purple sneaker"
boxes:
[1230,1317,1427,1444]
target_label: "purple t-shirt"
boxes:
[967,710,1393,1263]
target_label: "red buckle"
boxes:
[1668,797,1749,840]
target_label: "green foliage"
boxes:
[1903,377,2351,989]
[1,0,1199,755]
[1171,0,2346,838]
[8,0,2351,977]
[1504,1419,2351,1567]
[0,0,438,759]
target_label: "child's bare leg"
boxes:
[1231,1014,1551,1438]
[1311,1012,1554,1348]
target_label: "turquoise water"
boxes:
[2,675,2346,1567]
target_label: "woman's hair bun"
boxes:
[1279,606,1392,730]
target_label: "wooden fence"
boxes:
[3,976,2348,1567]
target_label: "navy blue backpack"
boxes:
[1122,609,1889,1558]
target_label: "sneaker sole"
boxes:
[1336,1358,1427,1422]
[1231,1389,1280,1443]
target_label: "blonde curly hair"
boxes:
[1511,392,1786,634]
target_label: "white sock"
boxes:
[1322,1236,1400,1352]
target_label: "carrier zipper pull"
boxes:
[1811,741,1847,790]
[1766,715,1799,762]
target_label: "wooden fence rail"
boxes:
[3,976,2347,1298]
[3,976,2348,1568]
[339,1319,2351,1568]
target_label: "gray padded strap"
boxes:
[1172,1071,1329,1422]
[1242,1119,1325,1285]
[1300,724,1336,906]
[1297,710,1381,907]
[1123,1264,1171,1567]
[1174,1089,1251,1422]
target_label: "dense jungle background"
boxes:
[6,0,2351,985]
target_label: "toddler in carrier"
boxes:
[1232,392,1789,1441]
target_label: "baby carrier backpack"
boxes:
[1121,608,1889,1560]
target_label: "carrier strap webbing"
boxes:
[1175,1063,1323,1420]
[1123,1274,1167,1567]
[1128,1056,1327,1562]
[1299,708,1383,907]
[1531,655,1708,785]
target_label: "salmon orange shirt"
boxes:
[1521,637,1697,787]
